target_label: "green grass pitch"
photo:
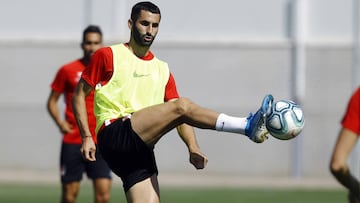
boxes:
[0,182,347,203]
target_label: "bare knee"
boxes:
[174,97,193,116]
[61,183,79,203]
[330,159,348,176]
[94,178,111,203]
[95,192,111,203]
[61,192,77,203]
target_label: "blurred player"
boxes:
[47,25,112,203]
[72,2,273,203]
[330,87,360,203]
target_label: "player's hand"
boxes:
[190,151,208,170]
[80,137,96,162]
[59,120,74,134]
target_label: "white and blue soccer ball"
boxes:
[265,100,305,140]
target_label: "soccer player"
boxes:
[47,25,112,203]
[72,2,273,203]
[330,87,360,203]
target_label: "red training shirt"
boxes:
[50,59,97,144]
[342,87,360,135]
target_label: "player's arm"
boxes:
[72,78,96,161]
[168,98,207,170]
[47,90,74,134]
[165,73,207,168]
[176,123,208,170]
[330,128,360,200]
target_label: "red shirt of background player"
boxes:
[51,59,97,144]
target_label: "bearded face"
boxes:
[132,24,155,47]
[130,10,160,47]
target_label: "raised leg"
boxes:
[131,97,219,145]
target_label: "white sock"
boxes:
[215,113,248,135]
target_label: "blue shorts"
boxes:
[97,118,158,192]
[60,143,112,183]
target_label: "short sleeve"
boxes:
[341,87,360,135]
[82,47,114,87]
[50,66,66,93]
[164,73,180,101]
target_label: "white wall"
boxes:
[0,0,356,184]
[0,0,353,43]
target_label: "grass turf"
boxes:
[0,182,347,203]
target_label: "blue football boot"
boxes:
[245,94,274,143]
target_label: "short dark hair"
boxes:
[131,1,161,22]
[82,25,102,42]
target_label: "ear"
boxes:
[128,19,133,30]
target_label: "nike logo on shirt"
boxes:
[133,71,150,77]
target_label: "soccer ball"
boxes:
[265,100,305,140]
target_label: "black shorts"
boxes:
[97,118,158,192]
[60,143,112,183]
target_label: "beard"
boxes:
[132,26,155,47]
